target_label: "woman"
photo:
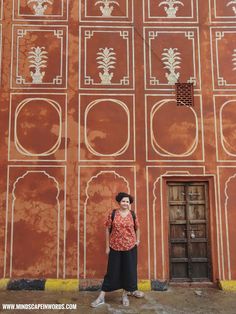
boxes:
[91,192,144,308]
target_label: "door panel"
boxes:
[168,182,211,281]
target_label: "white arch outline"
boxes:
[83,170,130,278]
[9,171,61,278]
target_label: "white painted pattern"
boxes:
[145,95,205,162]
[220,100,236,157]
[11,25,68,89]
[232,49,236,70]
[213,95,236,162]
[8,93,67,162]
[144,27,201,91]
[28,47,48,84]
[4,166,67,279]
[0,0,3,20]
[79,94,136,162]
[0,24,2,84]
[80,0,134,23]
[216,166,236,280]
[223,172,236,280]
[95,0,120,17]
[79,26,135,90]
[27,0,54,16]
[84,99,130,157]
[143,0,198,23]
[161,48,181,85]
[209,0,236,23]
[78,166,137,279]
[14,98,62,156]
[96,48,116,85]
[159,0,184,18]
[150,99,198,157]
[13,0,68,21]
[210,27,236,90]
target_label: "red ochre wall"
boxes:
[0,0,236,282]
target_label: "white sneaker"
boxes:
[90,296,105,308]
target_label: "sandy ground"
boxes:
[0,287,236,314]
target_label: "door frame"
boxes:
[162,176,218,283]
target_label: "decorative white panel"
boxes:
[79,26,135,90]
[13,0,69,21]
[210,0,236,23]
[79,0,134,23]
[144,27,201,91]
[11,25,68,89]
[211,27,236,90]
[143,0,199,23]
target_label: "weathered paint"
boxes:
[45,279,79,292]
[0,0,236,286]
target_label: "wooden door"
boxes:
[168,182,211,282]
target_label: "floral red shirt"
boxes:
[105,209,140,251]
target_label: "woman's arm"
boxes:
[105,227,110,254]
[136,227,140,246]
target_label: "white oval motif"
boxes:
[84,99,130,157]
[14,98,62,156]
[150,99,198,157]
[220,100,236,156]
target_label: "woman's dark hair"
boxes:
[115,192,134,204]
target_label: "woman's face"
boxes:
[119,197,130,210]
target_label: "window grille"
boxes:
[175,82,194,106]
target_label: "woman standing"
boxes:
[91,192,144,307]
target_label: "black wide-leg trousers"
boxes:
[101,245,138,292]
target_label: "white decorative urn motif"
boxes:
[95,0,120,17]
[233,49,236,71]
[227,1,236,15]
[161,48,181,84]
[27,0,53,16]
[96,47,116,85]
[28,46,48,84]
[159,0,184,18]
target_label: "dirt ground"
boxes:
[0,287,236,314]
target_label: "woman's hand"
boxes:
[106,247,110,255]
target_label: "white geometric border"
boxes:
[78,94,136,162]
[79,26,135,90]
[217,166,236,280]
[210,27,236,91]
[146,166,222,280]
[13,0,69,21]
[213,95,236,162]
[79,0,134,23]
[78,165,137,279]
[4,165,67,279]
[143,27,202,91]
[11,25,68,89]
[143,0,199,24]
[0,0,3,20]
[209,0,236,23]
[0,24,2,84]
[145,94,205,162]
[8,93,67,162]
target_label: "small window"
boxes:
[175,83,194,106]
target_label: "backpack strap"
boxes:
[109,209,116,234]
[131,210,137,231]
